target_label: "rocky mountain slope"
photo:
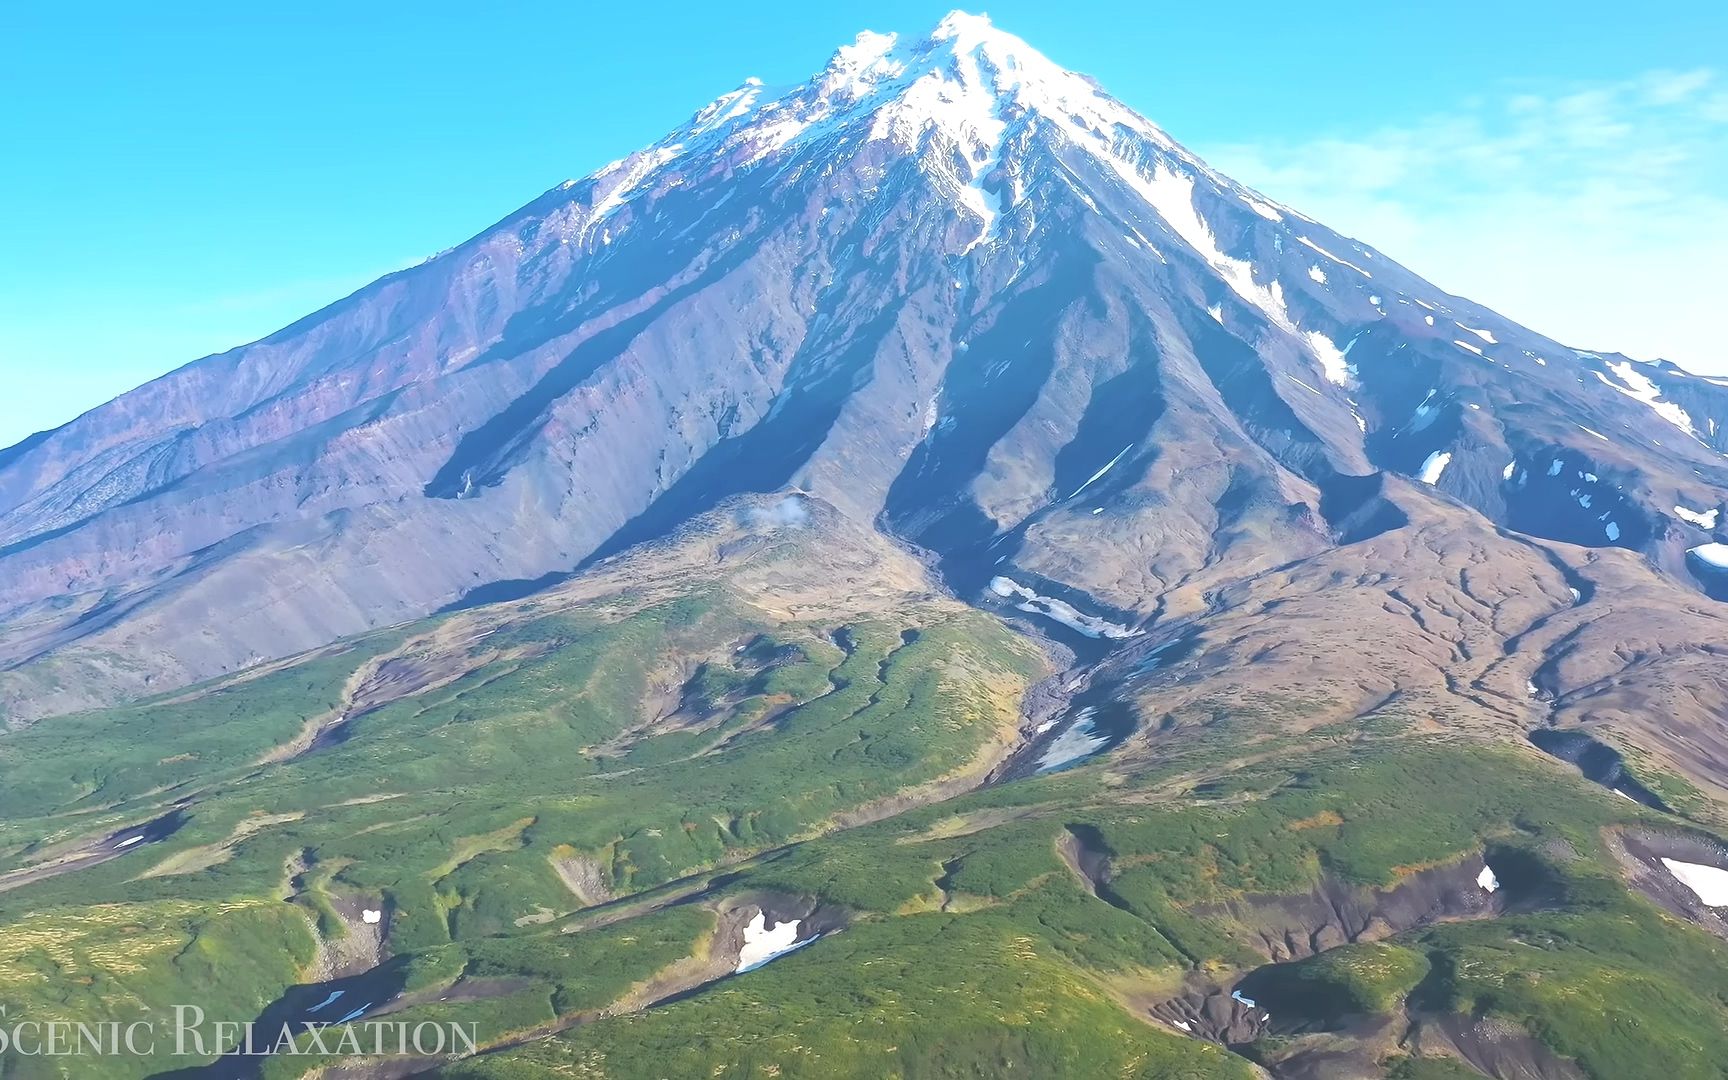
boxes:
[4,16,1728,1077]
[3,12,1727,724]
[2,494,1727,1080]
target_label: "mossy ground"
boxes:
[0,564,1724,1079]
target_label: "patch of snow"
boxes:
[1675,505,1720,529]
[362,909,382,925]
[1307,265,1327,284]
[1206,302,1223,323]
[957,128,1008,254]
[1661,858,1728,906]
[1287,374,1323,397]
[1455,339,1485,356]
[1424,315,1435,326]
[1303,331,1353,387]
[1231,989,1258,1008]
[1418,451,1453,486]
[1295,236,1371,277]
[1173,1020,1193,1032]
[1597,362,1700,440]
[1068,443,1135,499]
[737,912,809,972]
[1410,388,1442,432]
[1477,865,1500,892]
[1241,195,1284,221]
[1549,459,1565,476]
[568,145,683,246]
[688,80,767,137]
[1369,294,1382,305]
[1689,543,1728,570]
[1036,707,1109,772]
[1503,461,1518,481]
[1107,162,1354,387]
[989,577,1143,640]
[1604,520,1621,542]
[116,835,144,849]
[1458,323,1498,343]
[307,991,345,1015]
[1579,426,1609,441]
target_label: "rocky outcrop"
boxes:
[1607,826,1728,939]
[1194,857,1503,964]
[1404,1013,1588,1080]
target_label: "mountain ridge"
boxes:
[6,16,1728,1080]
[2,10,1726,725]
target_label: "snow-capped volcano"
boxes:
[563,12,1307,322]
[3,11,1727,720]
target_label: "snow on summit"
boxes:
[533,10,1392,402]
[552,11,1300,268]
[533,9,1727,474]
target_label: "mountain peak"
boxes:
[823,28,901,85]
[825,11,1016,70]
[7,10,1728,741]
[707,14,1149,165]
[931,9,994,36]
[926,10,1023,59]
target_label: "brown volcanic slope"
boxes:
[1034,478,1728,809]
[3,12,1728,732]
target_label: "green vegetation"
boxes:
[0,637,404,821]
[0,900,313,1080]
[443,915,1251,1080]
[1415,906,1728,1080]
[1253,941,1431,1017]
[1618,743,1719,824]
[454,738,1728,1079]
[1386,1057,1486,1080]
[0,553,1045,1075]
[1,531,1725,1079]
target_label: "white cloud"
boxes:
[1203,69,1728,374]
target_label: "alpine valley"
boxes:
[3,13,1728,1080]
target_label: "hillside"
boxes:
[1,12,1726,1080]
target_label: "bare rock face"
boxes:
[4,13,1728,722]
[1194,857,1504,965]
[1607,827,1728,939]
[1404,1012,1589,1080]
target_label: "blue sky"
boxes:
[3,1,1725,447]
